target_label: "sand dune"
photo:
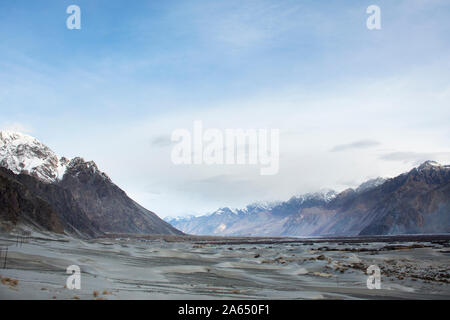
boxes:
[0,232,449,300]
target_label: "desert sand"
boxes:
[0,231,449,300]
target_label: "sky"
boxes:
[1,0,449,218]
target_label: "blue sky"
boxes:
[1,0,450,217]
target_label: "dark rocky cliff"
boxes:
[0,131,183,237]
[286,161,450,236]
[0,167,65,234]
[170,161,449,237]
[58,158,183,235]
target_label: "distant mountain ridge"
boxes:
[2,131,448,238]
[166,190,339,236]
[0,131,182,237]
[168,162,450,236]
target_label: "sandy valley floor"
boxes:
[0,232,449,300]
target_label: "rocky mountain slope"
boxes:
[0,167,65,234]
[167,191,338,236]
[0,131,68,183]
[166,203,280,236]
[0,131,183,236]
[59,157,181,234]
[358,161,450,235]
[0,167,100,237]
[168,162,449,236]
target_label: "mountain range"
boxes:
[167,162,450,237]
[0,131,182,237]
[1,131,449,238]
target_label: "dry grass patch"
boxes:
[1,277,19,287]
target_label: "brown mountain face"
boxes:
[12,169,102,238]
[358,161,450,235]
[0,131,183,237]
[170,161,449,237]
[285,161,450,236]
[1,130,447,238]
[0,167,64,234]
[58,158,183,235]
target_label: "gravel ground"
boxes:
[0,232,449,300]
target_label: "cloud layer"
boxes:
[331,140,380,152]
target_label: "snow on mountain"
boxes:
[297,189,337,202]
[168,161,449,237]
[0,131,69,183]
[245,201,281,212]
[0,131,183,236]
[164,215,195,223]
[418,160,450,170]
[204,201,280,218]
[356,177,386,193]
[213,207,238,216]
[168,190,338,235]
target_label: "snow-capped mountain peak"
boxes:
[417,160,449,171]
[294,189,337,203]
[0,131,68,183]
[245,201,280,212]
[211,207,238,216]
[356,177,386,193]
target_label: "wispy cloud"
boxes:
[203,1,303,49]
[1,1,450,218]
[331,140,380,152]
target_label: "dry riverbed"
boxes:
[0,232,449,300]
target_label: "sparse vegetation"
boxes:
[1,276,18,287]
